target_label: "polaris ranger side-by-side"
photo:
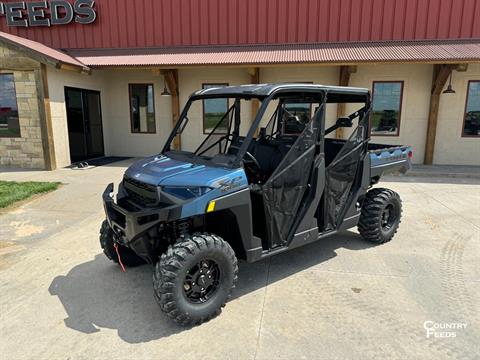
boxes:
[101,84,412,325]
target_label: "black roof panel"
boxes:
[193,83,370,97]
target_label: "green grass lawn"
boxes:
[0,180,60,208]
[204,113,229,132]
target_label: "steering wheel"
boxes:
[244,151,261,170]
[230,145,261,170]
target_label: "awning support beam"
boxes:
[35,64,56,170]
[336,65,357,139]
[248,67,260,125]
[161,69,181,150]
[424,64,457,165]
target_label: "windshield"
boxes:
[163,96,258,167]
[162,91,325,168]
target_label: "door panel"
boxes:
[85,92,104,158]
[65,88,87,163]
[65,87,104,163]
[262,106,323,248]
[324,112,369,230]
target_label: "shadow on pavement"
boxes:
[49,230,374,343]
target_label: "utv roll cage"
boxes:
[162,84,371,168]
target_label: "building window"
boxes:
[371,81,404,136]
[0,73,20,137]
[463,81,480,137]
[282,103,312,134]
[280,82,314,135]
[202,83,229,134]
[129,84,156,133]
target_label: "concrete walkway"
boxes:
[0,160,131,256]
[407,165,480,179]
[0,163,479,359]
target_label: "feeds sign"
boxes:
[0,0,96,27]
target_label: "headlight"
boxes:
[162,186,213,200]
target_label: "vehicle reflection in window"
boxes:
[463,81,480,137]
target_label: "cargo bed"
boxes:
[369,143,412,179]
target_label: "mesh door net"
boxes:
[262,105,322,248]
[324,115,367,230]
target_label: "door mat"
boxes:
[70,156,132,169]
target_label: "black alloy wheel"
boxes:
[381,204,397,232]
[183,259,221,304]
[358,188,402,244]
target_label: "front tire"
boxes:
[153,233,238,326]
[358,188,402,244]
[99,220,145,267]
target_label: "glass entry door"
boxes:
[65,87,104,163]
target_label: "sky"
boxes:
[466,82,480,113]
[203,84,228,114]
[372,82,402,112]
[204,98,228,114]
[0,75,17,110]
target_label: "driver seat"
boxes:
[284,115,305,134]
[249,140,283,181]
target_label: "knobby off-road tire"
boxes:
[358,188,402,244]
[99,220,145,267]
[153,233,238,326]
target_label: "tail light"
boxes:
[408,150,413,159]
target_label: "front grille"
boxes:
[123,176,158,207]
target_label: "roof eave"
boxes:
[0,35,90,73]
[82,58,480,70]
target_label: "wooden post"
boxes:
[424,64,456,165]
[36,64,56,170]
[161,69,181,150]
[248,67,260,123]
[336,65,356,139]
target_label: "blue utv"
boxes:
[100,84,412,325]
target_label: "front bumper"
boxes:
[102,183,181,244]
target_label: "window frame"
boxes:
[461,80,480,138]
[281,102,315,135]
[280,81,314,135]
[0,73,21,138]
[370,80,404,137]
[128,83,156,134]
[202,83,230,134]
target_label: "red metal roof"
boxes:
[1,0,479,50]
[0,31,88,70]
[2,30,479,69]
[68,40,480,67]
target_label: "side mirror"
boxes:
[336,117,353,128]
[258,127,267,138]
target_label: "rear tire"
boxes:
[99,220,145,267]
[358,188,402,244]
[153,233,238,326]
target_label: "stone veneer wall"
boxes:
[0,44,45,169]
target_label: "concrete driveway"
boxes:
[0,162,479,360]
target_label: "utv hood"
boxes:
[124,155,247,188]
